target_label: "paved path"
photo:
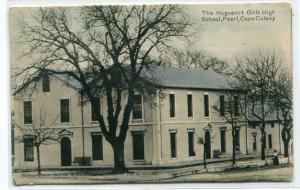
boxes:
[164,166,293,183]
[13,157,293,185]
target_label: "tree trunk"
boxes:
[283,140,289,158]
[112,141,126,173]
[36,145,41,175]
[261,131,266,160]
[281,128,291,158]
[203,144,207,170]
[232,132,236,165]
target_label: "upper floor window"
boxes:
[42,74,50,92]
[271,122,275,128]
[132,94,142,120]
[187,94,193,117]
[24,137,34,161]
[169,94,175,118]
[219,95,225,117]
[91,97,101,121]
[204,95,209,117]
[23,101,32,124]
[60,99,70,123]
[234,96,239,116]
[268,134,273,149]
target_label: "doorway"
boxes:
[61,137,72,166]
[205,131,211,159]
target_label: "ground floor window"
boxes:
[132,132,144,160]
[24,137,34,161]
[188,131,195,156]
[91,133,103,160]
[268,134,272,149]
[235,129,240,151]
[170,132,177,158]
[252,133,257,151]
[220,129,226,153]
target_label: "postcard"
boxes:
[10,2,293,185]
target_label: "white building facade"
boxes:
[12,68,288,169]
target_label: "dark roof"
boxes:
[53,74,82,90]
[248,113,281,122]
[53,66,240,91]
[147,67,238,90]
[247,103,283,122]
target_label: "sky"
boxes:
[9,3,292,72]
[183,3,292,70]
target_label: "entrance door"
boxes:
[61,137,72,166]
[205,131,211,159]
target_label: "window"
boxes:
[132,94,142,120]
[92,134,103,160]
[268,134,272,149]
[132,132,144,160]
[23,101,32,124]
[234,96,239,116]
[188,131,195,156]
[235,129,240,151]
[170,132,177,158]
[169,94,175,118]
[60,99,70,123]
[42,74,50,92]
[271,122,275,128]
[24,137,34,161]
[187,94,193,117]
[220,129,226,153]
[219,95,225,117]
[91,97,101,121]
[252,133,257,151]
[204,95,209,117]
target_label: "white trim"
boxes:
[169,129,177,133]
[187,128,195,132]
[219,126,227,131]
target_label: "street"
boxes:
[13,166,293,185]
[165,166,293,183]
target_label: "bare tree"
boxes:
[13,5,190,173]
[197,137,207,171]
[235,53,280,160]
[213,91,247,165]
[14,107,60,175]
[271,71,293,158]
[168,49,230,75]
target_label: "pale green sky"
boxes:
[183,3,292,70]
[9,3,292,72]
